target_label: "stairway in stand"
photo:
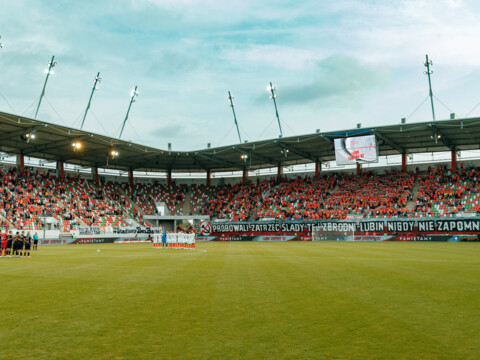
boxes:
[0,213,15,229]
[405,177,420,212]
[56,197,88,227]
[115,185,153,226]
[183,189,192,216]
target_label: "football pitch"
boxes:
[1,242,479,360]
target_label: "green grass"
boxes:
[1,242,480,360]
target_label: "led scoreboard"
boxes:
[334,134,378,165]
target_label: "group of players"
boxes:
[152,231,196,249]
[1,230,38,257]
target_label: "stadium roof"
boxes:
[1,110,479,173]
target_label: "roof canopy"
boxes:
[1,110,479,172]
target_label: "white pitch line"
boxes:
[81,249,209,258]
[198,254,480,262]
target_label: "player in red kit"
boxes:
[1,230,7,257]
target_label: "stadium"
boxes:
[2,2,480,359]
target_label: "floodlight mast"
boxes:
[34,55,57,119]
[80,72,102,130]
[119,85,138,139]
[268,82,283,137]
[424,54,436,121]
[227,91,242,143]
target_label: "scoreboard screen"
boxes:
[334,134,378,165]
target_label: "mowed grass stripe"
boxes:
[0,242,479,359]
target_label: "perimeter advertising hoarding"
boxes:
[334,134,378,165]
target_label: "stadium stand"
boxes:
[324,170,414,219]
[119,183,186,216]
[101,181,151,227]
[56,176,136,227]
[190,180,273,220]
[254,175,338,220]
[2,164,480,231]
[190,171,414,220]
[415,165,480,217]
[0,168,80,230]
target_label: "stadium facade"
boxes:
[1,110,480,243]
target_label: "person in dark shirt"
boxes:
[13,231,22,257]
[17,231,26,257]
[24,231,32,258]
[6,230,13,257]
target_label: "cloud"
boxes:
[3,0,480,151]
[225,45,318,71]
[151,124,184,138]
[278,54,390,105]
[146,50,200,77]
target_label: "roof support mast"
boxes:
[119,86,138,139]
[268,82,283,137]
[80,72,102,130]
[424,54,436,121]
[227,91,242,143]
[34,56,57,119]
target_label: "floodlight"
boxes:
[119,85,138,139]
[267,82,283,137]
[35,55,57,119]
[45,59,57,75]
[227,91,242,143]
[92,74,102,90]
[21,133,36,142]
[72,141,82,151]
[424,54,436,121]
[81,72,102,130]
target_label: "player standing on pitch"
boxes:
[1,230,7,257]
[12,231,20,257]
[18,231,26,257]
[162,230,167,248]
[24,231,32,258]
[6,230,13,257]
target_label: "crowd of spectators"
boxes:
[191,180,272,221]
[0,168,80,230]
[102,182,150,227]
[326,170,414,219]
[190,171,415,220]
[55,176,132,227]
[2,165,480,231]
[254,175,338,220]
[415,164,480,217]
[119,183,186,216]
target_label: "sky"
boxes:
[2,0,480,151]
